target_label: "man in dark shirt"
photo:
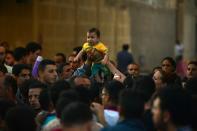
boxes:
[117,44,134,74]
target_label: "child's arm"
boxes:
[74,50,83,62]
[101,53,108,65]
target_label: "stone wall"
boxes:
[129,2,176,71]
[0,0,131,60]
[0,0,33,48]
[35,0,131,59]
[183,0,197,61]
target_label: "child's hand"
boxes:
[101,59,107,65]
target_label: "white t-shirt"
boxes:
[104,109,119,126]
[175,44,184,57]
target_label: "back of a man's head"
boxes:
[2,75,18,97]
[133,75,155,103]
[104,80,124,105]
[119,88,145,119]
[26,42,42,53]
[50,80,71,106]
[13,47,27,62]
[5,106,36,131]
[122,44,129,51]
[0,98,15,123]
[61,102,93,129]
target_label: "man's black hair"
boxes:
[133,75,155,102]
[6,50,14,55]
[0,98,15,121]
[74,85,92,106]
[12,64,31,76]
[5,106,36,131]
[56,90,79,118]
[73,46,82,54]
[28,81,47,90]
[3,75,18,95]
[55,53,66,63]
[119,88,145,119]
[57,62,70,74]
[26,42,42,53]
[50,80,71,106]
[13,47,27,61]
[38,59,56,72]
[61,102,93,127]
[122,44,129,50]
[39,89,52,111]
[104,80,124,105]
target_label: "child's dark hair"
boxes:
[88,28,100,38]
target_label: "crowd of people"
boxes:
[0,28,197,131]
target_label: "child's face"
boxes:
[87,32,99,45]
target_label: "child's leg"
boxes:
[91,63,110,80]
[91,63,101,77]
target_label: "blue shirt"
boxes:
[117,51,134,73]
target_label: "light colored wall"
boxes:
[183,0,197,61]
[129,2,176,71]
